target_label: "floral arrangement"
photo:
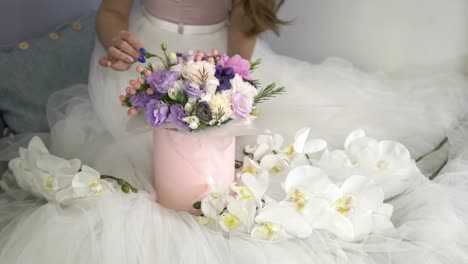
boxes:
[119,43,284,131]
[195,128,420,242]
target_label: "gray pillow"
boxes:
[0,13,96,134]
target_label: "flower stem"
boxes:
[101,175,138,193]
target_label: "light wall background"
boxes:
[264,0,468,75]
[1,0,467,74]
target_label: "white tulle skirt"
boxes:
[1,5,468,264]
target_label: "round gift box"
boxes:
[153,128,235,214]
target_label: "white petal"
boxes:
[55,186,75,203]
[378,141,411,159]
[257,134,272,145]
[293,128,310,153]
[255,203,312,238]
[272,134,284,151]
[344,129,366,150]
[81,165,101,178]
[28,136,50,156]
[303,139,328,154]
[251,223,291,241]
[253,143,270,160]
[375,203,393,218]
[315,210,354,241]
[241,172,269,199]
[284,166,330,195]
[372,214,395,234]
[347,213,373,241]
[227,199,257,231]
[341,175,384,211]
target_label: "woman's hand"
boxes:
[99,30,144,71]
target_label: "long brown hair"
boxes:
[238,0,289,36]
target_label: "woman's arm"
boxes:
[228,1,257,60]
[96,0,144,71]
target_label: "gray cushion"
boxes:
[0,13,96,134]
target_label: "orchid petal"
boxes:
[344,129,366,150]
[293,128,310,153]
[303,139,328,154]
[284,166,330,195]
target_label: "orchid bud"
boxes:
[136,65,144,73]
[145,70,152,77]
[211,49,219,56]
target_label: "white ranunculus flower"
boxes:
[183,61,219,88]
[230,74,258,103]
[281,166,334,223]
[313,175,394,242]
[8,136,81,201]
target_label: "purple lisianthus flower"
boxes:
[183,81,206,99]
[231,93,252,119]
[224,54,251,80]
[145,99,169,127]
[215,65,235,92]
[168,104,189,130]
[216,54,230,67]
[129,92,151,109]
[146,70,180,94]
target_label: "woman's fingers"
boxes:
[120,31,144,51]
[108,46,134,63]
[115,39,140,59]
[99,57,112,67]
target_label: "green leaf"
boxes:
[160,94,179,105]
[253,82,286,105]
[176,91,188,105]
[123,97,132,107]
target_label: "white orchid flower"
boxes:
[56,165,114,203]
[201,177,229,219]
[8,136,81,201]
[236,157,264,178]
[219,198,257,234]
[293,128,328,155]
[313,175,394,242]
[252,202,312,240]
[72,165,113,197]
[244,132,284,161]
[320,130,418,199]
[259,154,290,176]
[281,166,333,222]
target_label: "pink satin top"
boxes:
[143,0,230,25]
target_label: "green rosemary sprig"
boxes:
[253,82,286,106]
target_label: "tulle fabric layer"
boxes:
[1,4,468,264]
